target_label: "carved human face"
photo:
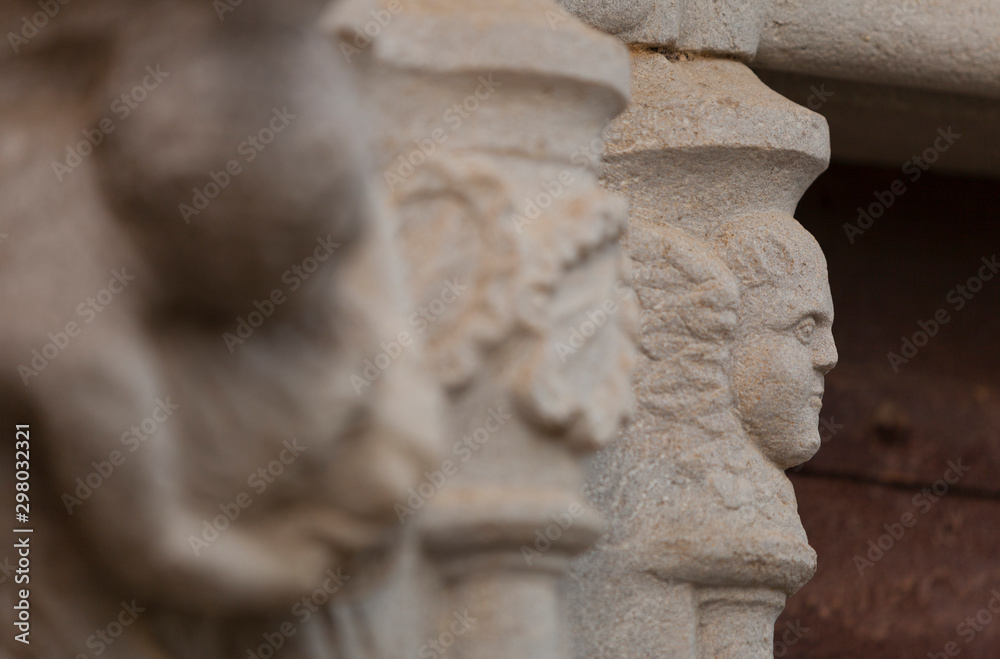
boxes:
[728,228,838,469]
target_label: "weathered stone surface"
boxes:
[567,0,1000,97]
[1,0,993,656]
[558,0,668,44]
[568,47,835,658]
[327,0,635,656]
[601,53,828,240]
[560,0,768,58]
[757,0,1000,99]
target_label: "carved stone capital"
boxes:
[327,0,636,655]
[568,47,835,658]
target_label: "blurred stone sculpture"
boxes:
[325,0,635,656]
[0,0,841,656]
[0,1,441,657]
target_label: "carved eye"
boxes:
[793,317,816,344]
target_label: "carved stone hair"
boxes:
[710,211,803,291]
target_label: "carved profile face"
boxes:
[713,213,838,469]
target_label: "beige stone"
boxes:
[756,0,1000,99]
[567,49,835,658]
[560,0,769,58]
[11,0,996,655]
[326,0,636,655]
[0,2,443,656]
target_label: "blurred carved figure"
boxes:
[323,0,636,656]
[0,0,842,656]
[0,1,441,657]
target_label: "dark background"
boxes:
[776,163,1000,658]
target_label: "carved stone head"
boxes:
[570,218,822,657]
[712,211,838,469]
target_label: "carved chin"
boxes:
[752,419,822,469]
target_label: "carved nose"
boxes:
[813,332,838,375]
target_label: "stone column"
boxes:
[326,0,635,656]
[562,2,836,657]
